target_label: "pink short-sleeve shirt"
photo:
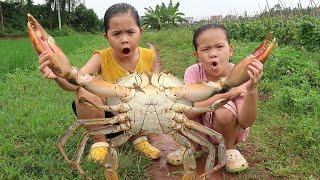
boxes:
[184,63,250,143]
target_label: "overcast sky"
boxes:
[33,0,318,20]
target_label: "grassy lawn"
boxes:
[0,30,319,179]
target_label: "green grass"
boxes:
[0,29,319,179]
[0,34,101,74]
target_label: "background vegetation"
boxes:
[0,0,101,35]
[0,0,319,179]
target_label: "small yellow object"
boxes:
[88,142,109,164]
[133,136,160,159]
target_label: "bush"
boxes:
[49,25,76,36]
[221,16,320,52]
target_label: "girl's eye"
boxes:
[113,32,120,36]
[201,48,209,52]
[217,45,224,48]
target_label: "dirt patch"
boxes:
[258,93,272,101]
[147,135,273,179]
[148,134,236,180]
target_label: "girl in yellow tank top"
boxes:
[38,3,161,164]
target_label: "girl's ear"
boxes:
[140,27,144,33]
[193,51,199,62]
[229,44,234,57]
[193,51,198,58]
[103,32,108,40]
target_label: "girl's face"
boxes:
[194,28,233,80]
[104,12,142,60]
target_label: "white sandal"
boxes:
[166,146,208,166]
[225,149,249,173]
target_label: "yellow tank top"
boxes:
[95,47,154,83]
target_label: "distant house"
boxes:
[185,17,194,24]
[210,15,222,21]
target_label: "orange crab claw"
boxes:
[27,14,71,78]
[148,43,163,73]
[222,32,276,89]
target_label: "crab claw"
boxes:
[27,14,71,78]
[148,43,163,73]
[222,32,276,89]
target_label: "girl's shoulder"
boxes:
[139,47,154,59]
[94,47,112,57]
[185,63,203,74]
[184,63,204,84]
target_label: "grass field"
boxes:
[0,29,319,179]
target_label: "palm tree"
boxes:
[143,4,164,30]
[143,0,187,30]
[165,0,187,26]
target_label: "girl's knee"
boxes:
[214,108,234,126]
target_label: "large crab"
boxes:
[27,14,276,180]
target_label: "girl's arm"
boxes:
[185,86,245,119]
[237,59,263,128]
[38,52,101,91]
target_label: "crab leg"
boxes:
[171,97,231,113]
[27,14,131,99]
[167,33,276,102]
[171,133,197,180]
[184,120,226,178]
[171,112,226,179]
[165,81,223,102]
[82,127,132,180]
[78,97,131,113]
[180,129,215,180]
[56,116,130,176]
[74,125,128,180]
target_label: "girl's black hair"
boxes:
[192,23,230,50]
[103,3,140,33]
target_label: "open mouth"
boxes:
[212,61,218,66]
[122,48,131,55]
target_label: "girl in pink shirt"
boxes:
[166,24,264,173]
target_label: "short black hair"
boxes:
[103,3,140,33]
[193,23,230,50]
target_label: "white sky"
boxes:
[33,0,318,20]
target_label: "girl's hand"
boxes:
[246,59,263,92]
[38,51,58,80]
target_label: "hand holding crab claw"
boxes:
[246,59,264,92]
[38,51,58,80]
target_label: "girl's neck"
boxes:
[113,48,140,71]
[205,62,234,81]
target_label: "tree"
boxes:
[69,4,100,32]
[164,0,187,26]
[143,4,164,30]
[143,0,187,30]
[0,1,4,31]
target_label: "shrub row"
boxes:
[223,16,320,51]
